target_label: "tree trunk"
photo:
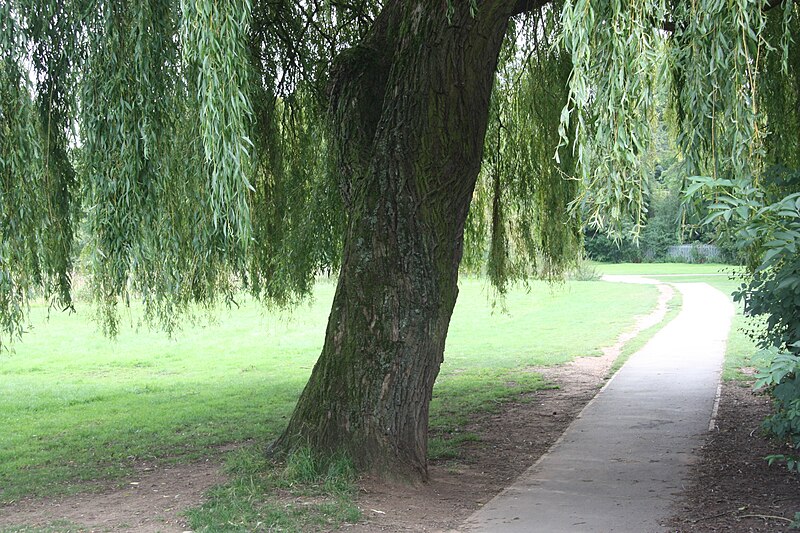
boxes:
[274,0,519,481]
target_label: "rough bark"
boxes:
[274,0,522,481]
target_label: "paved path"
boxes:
[461,278,734,532]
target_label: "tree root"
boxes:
[692,509,794,524]
[738,513,793,523]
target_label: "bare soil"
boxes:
[667,382,800,532]
[0,459,225,532]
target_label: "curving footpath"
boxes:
[461,277,734,533]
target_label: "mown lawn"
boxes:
[595,262,744,277]
[0,277,660,504]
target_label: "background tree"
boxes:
[1,0,797,481]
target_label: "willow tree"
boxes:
[1,0,797,480]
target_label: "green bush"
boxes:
[754,348,800,473]
[584,184,684,263]
[584,231,641,262]
[692,171,800,475]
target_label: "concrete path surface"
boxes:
[461,278,734,533]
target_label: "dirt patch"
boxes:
[0,459,225,532]
[667,382,800,532]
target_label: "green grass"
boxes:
[0,278,659,504]
[593,261,743,276]
[184,447,361,533]
[445,278,659,367]
[0,282,338,503]
[0,277,662,530]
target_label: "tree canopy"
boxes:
[1,0,797,343]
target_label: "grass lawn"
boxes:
[593,262,744,277]
[0,277,660,507]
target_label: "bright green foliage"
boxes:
[559,0,665,235]
[670,0,768,181]
[690,179,800,352]
[690,163,800,475]
[1,1,79,341]
[81,0,202,335]
[755,349,800,473]
[559,0,796,236]
[1,0,798,348]
[675,2,799,217]
[760,4,800,170]
[466,6,581,289]
[180,0,254,247]
[0,1,364,345]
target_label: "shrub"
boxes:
[692,171,800,474]
[584,231,641,262]
[754,348,800,473]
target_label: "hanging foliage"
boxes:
[0,1,85,344]
[681,4,799,474]
[558,0,666,235]
[466,5,581,292]
[0,0,798,349]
